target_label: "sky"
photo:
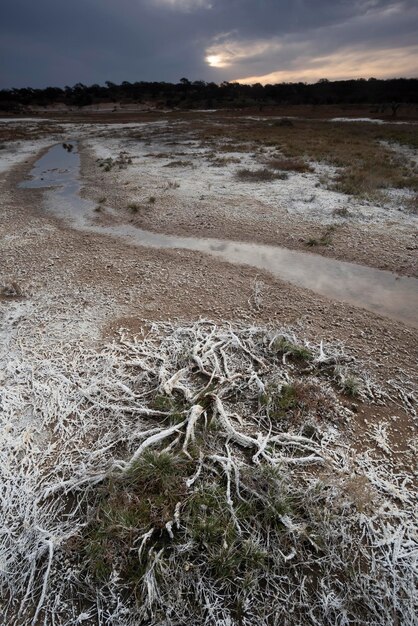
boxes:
[1,0,417,88]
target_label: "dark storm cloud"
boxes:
[0,0,417,87]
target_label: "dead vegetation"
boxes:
[332,206,351,218]
[206,154,242,167]
[195,117,418,200]
[403,192,418,214]
[1,282,23,298]
[265,156,314,173]
[0,123,64,142]
[235,167,288,182]
[332,158,418,199]
[306,225,337,247]
[163,159,193,168]
[97,151,133,171]
[1,320,416,626]
[166,180,180,189]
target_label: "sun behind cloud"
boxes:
[205,54,224,67]
[203,2,418,84]
[205,37,282,71]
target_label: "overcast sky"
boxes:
[1,0,417,88]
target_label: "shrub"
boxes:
[208,156,241,167]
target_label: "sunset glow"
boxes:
[234,44,418,84]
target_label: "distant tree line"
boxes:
[0,77,417,112]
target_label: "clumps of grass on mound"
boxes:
[235,167,288,182]
[259,380,334,429]
[80,452,359,621]
[83,450,191,582]
[1,322,416,626]
[272,335,314,360]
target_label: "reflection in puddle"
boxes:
[20,142,418,328]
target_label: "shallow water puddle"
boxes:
[20,143,418,327]
[20,142,79,188]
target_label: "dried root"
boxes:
[0,319,416,625]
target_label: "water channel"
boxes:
[19,142,418,328]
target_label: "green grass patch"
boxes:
[272,337,313,361]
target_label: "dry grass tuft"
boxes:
[195,117,418,199]
[235,167,288,182]
[404,192,418,214]
[266,157,314,173]
[333,206,351,218]
[164,160,193,168]
[128,202,141,213]
[271,118,294,127]
[207,155,242,167]
[305,225,337,247]
[1,282,23,298]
